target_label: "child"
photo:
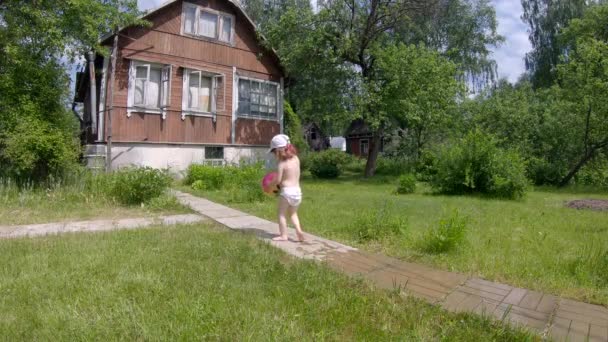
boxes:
[269,134,305,242]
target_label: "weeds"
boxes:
[421,210,468,254]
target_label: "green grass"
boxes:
[180,174,608,306]
[0,222,534,340]
[0,183,191,226]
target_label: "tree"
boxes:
[374,44,462,158]
[554,4,608,186]
[0,0,145,181]
[520,0,606,88]
[265,0,502,177]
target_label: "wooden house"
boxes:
[302,122,329,151]
[73,0,285,171]
[344,119,384,157]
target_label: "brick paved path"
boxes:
[174,191,608,342]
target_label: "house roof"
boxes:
[344,119,371,137]
[99,0,284,74]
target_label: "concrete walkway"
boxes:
[173,190,608,342]
[0,214,206,239]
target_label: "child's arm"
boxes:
[276,161,284,186]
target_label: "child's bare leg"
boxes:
[272,196,289,241]
[288,206,305,242]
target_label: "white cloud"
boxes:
[490,0,532,83]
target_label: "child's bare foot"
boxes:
[272,235,289,241]
[295,232,306,242]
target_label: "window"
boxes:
[182,3,234,44]
[181,68,225,119]
[205,146,224,160]
[360,139,369,155]
[237,78,278,120]
[128,61,172,118]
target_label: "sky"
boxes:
[137,0,531,83]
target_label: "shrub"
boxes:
[109,167,172,205]
[308,149,351,179]
[430,130,528,199]
[575,157,608,189]
[187,163,268,203]
[375,157,412,176]
[396,174,416,194]
[351,204,408,242]
[0,117,80,183]
[283,101,309,153]
[421,210,468,254]
[185,164,227,190]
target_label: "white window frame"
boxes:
[127,60,172,119]
[235,76,280,121]
[181,2,235,45]
[181,67,225,121]
[360,139,369,155]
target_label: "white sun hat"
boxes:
[268,134,291,153]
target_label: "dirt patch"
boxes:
[566,199,608,211]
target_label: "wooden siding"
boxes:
[100,0,283,146]
[235,119,280,145]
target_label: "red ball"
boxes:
[261,172,279,194]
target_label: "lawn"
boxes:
[0,222,534,340]
[0,181,190,226]
[182,175,608,306]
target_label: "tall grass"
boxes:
[0,170,187,225]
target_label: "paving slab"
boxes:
[0,214,207,239]
[174,190,608,342]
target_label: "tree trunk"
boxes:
[558,151,595,187]
[364,128,383,178]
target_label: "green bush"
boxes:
[0,117,80,183]
[575,157,608,188]
[375,157,412,176]
[351,205,408,242]
[187,163,268,203]
[308,150,351,179]
[109,167,172,205]
[283,101,309,153]
[430,130,528,199]
[185,164,227,190]
[396,174,416,194]
[421,211,468,254]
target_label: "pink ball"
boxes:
[261,172,279,194]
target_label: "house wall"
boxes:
[109,142,275,175]
[100,0,282,148]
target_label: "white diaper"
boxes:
[280,186,302,207]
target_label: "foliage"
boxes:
[308,150,352,179]
[575,156,608,188]
[351,204,408,243]
[421,210,468,254]
[375,157,412,176]
[430,130,528,199]
[108,167,172,205]
[374,44,463,158]
[395,174,417,195]
[283,101,308,153]
[186,163,267,203]
[520,0,591,87]
[0,117,80,182]
[0,0,146,183]
[186,165,227,190]
[263,0,502,176]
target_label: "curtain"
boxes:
[184,6,196,34]
[220,16,231,42]
[188,72,200,109]
[146,68,161,108]
[199,12,217,38]
[134,66,147,105]
[199,76,211,112]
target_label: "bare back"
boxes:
[277,155,300,188]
